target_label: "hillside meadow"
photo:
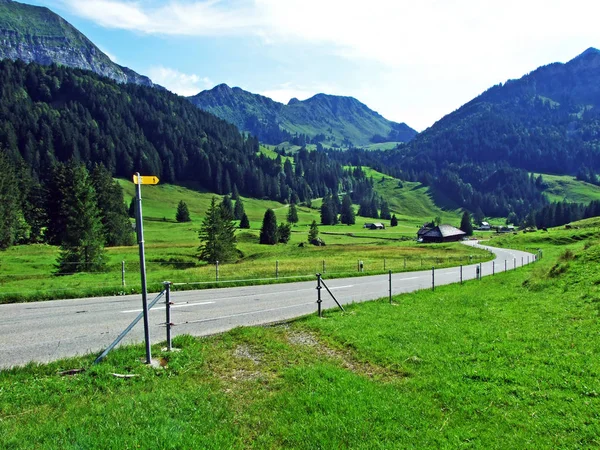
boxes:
[534,173,600,204]
[1,220,599,448]
[0,180,484,303]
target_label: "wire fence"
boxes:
[0,252,495,302]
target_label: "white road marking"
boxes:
[177,302,317,325]
[121,301,215,313]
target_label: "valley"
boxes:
[1,1,600,448]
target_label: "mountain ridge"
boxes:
[0,0,154,87]
[188,84,417,147]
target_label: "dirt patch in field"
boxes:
[285,330,409,381]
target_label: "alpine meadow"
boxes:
[1,0,600,448]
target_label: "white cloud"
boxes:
[59,0,600,129]
[259,82,337,104]
[147,66,212,96]
[61,0,260,36]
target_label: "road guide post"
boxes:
[134,173,159,364]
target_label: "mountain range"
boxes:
[188,84,417,146]
[0,0,154,86]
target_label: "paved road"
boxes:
[0,241,534,369]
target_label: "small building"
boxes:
[417,224,466,243]
[479,221,491,230]
[364,222,385,230]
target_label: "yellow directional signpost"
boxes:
[133,172,159,364]
[133,175,159,185]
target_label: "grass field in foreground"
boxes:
[0,179,479,303]
[1,221,599,448]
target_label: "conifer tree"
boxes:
[239,212,250,229]
[0,151,20,249]
[287,203,299,224]
[340,194,356,225]
[56,162,106,274]
[390,214,398,227]
[380,200,391,220]
[308,220,319,242]
[90,164,134,246]
[198,197,238,263]
[278,222,292,244]
[460,210,473,236]
[128,198,136,218]
[176,200,191,223]
[234,197,245,220]
[259,209,279,245]
[220,195,234,220]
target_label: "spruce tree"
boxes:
[90,164,134,246]
[278,222,292,244]
[380,200,391,220]
[390,214,398,227]
[176,200,191,222]
[287,203,299,224]
[239,212,250,229]
[56,162,106,274]
[198,197,238,263]
[259,209,279,245]
[340,194,356,225]
[220,195,234,220]
[308,220,319,243]
[460,211,473,236]
[128,198,136,218]
[234,197,245,220]
[0,151,20,249]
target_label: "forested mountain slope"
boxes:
[367,48,600,220]
[188,84,416,147]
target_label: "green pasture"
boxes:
[533,172,600,203]
[0,180,487,303]
[1,220,599,448]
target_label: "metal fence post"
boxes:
[493,261,495,275]
[164,281,172,351]
[521,256,524,267]
[389,270,392,304]
[505,260,507,272]
[216,260,219,281]
[460,264,463,284]
[432,267,435,291]
[514,258,516,269]
[122,261,126,287]
[323,260,326,274]
[316,273,323,318]
[527,256,530,265]
[479,262,482,279]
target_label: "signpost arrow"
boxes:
[133,175,160,185]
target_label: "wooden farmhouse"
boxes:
[417,224,466,243]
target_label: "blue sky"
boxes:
[24,0,600,131]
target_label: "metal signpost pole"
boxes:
[135,173,152,364]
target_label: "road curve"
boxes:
[0,241,534,369]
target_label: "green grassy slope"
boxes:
[534,173,600,203]
[353,167,463,227]
[2,220,599,448]
[0,180,486,303]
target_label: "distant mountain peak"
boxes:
[189,85,416,146]
[0,0,154,86]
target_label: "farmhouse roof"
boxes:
[421,224,466,239]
